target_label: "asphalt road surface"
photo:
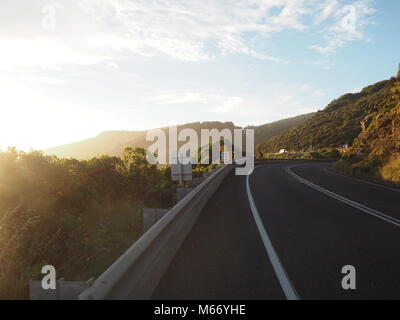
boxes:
[152,162,400,300]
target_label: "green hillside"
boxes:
[257,79,398,153]
[336,79,400,183]
[252,112,315,145]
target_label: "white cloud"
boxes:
[310,0,376,54]
[315,0,341,24]
[349,86,363,93]
[0,0,377,68]
[106,61,119,70]
[19,75,65,85]
[304,60,332,70]
[147,91,244,113]
[0,38,106,68]
[144,83,326,126]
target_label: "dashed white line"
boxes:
[246,167,300,300]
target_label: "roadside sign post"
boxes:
[171,151,193,186]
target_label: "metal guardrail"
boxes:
[79,165,234,300]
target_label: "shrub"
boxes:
[381,155,400,183]
[0,148,174,299]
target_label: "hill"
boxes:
[351,79,400,158]
[44,130,146,159]
[257,79,398,153]
[45,122,239,159]
[251,112,315,145]
[336,79,400,183]
[45,115,313,159]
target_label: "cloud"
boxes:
[19,75,65,85]
[310,0,376,54]
[147,91,244,113]
[0,0,377,68]
[106,61,119,70]
[315,0,341,24]
[0,38,106,68]
[304,59,332,70]
[144,82,327,126]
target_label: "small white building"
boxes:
[279,149,288,154]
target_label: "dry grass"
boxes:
[381,155,400,183]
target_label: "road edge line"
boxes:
[246,168,300,300]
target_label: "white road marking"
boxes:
[286,166,400,228]
[322,167,400,193]
[246,167,300,300]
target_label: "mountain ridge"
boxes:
[257,78,397,153]
[44,114,315,159]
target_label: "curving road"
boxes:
[152,162,400,300]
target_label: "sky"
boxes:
[0,0,399,150]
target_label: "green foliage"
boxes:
[0,147,175,299]
[334,79,400,184]
[253,112,315,145]
[258,79,397,153]
[192,164,217,177]
[259,148,341,160]
[320,148,342,160]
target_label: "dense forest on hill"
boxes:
[257,79,397,153]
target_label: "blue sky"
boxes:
[0,0,399,150]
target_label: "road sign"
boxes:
[171,151,193,182]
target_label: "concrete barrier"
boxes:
[192,177,205,187]
[79,164,233,300]
[30,278,94,300]
[176,187,194,202]
[142,209,169,233]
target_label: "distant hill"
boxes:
[44,130,146,159]
[45,122,238,159]
[44,115,314,159]
[252,113,315,145]
[257,79,397,153]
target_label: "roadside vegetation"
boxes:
[259,148,342,160]
[334,79,400,185]
[258,78,398,153]
[0,147,175,299]
[257,76,400,186]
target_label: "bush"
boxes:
[0,147,174,299]
[381,155,400,183]
[321,149,341,160]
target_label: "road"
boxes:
[152,162,400,300]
